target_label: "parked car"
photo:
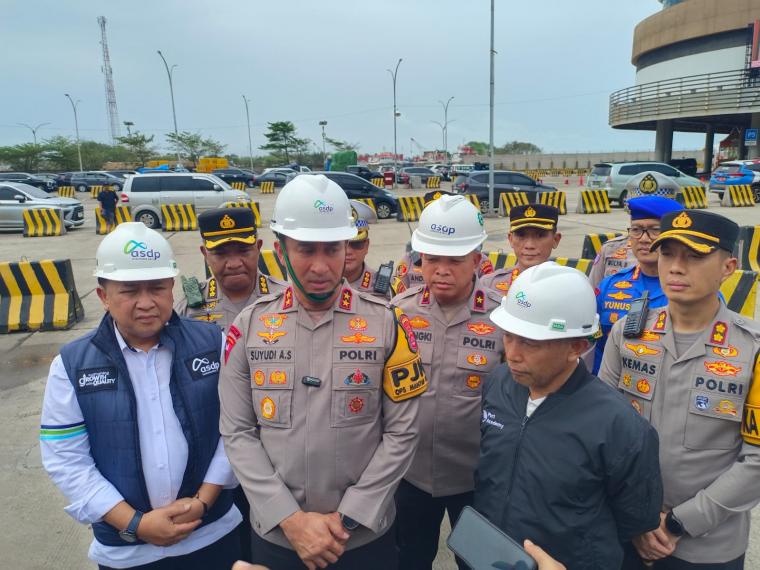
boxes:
[427,164,451,181]
[0,172,56,192]
[453,170,557,213]
[397,166,437,184]
[345,165,384,182]
[450,164,475,178]
[212,167,256,187]
[120,173,250,229]
[257,169,296,187]
[103,170,137,179]
[56,171,125,192]
[587,162,704,207]
[0,182,84,229]
[709,160,760,202]
[312,171,398,219]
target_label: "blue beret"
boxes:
[627,196,684,221]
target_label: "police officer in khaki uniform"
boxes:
[344,203,392,299]
[391,195,504,569]
[393,246,493,295]
[175,207,284,331]
[480,204,561,295]
[219,174,427,570]
[599,210,760,569]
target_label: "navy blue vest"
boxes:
[60,312,233,546]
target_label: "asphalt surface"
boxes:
[1,178,758,569]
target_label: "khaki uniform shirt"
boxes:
[598,304,760,563]
[219,282,425,551]
[393,252,493,294]
[174,275,284,332]
[588,236,636,288]
[391,280,504,496]
[480,265,520,295]
[348,263,390,300]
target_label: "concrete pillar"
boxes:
[738,128,746,160]
[655,120,673,163]
[747,113,760,159]
[704,125,714,173]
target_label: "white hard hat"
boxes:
[271,174,357,242]
[489,262,599,340]
[411,194,487,256]
[94,222,179,282]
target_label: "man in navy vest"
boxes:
[40,222,241,570]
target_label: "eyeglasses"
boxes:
[348,241,368,250]
[627,226,661,239]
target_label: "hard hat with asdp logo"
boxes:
[489,262,599,340]
[411,194,487,256]
[94,222,179,281]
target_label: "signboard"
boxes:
[745,128,758,147]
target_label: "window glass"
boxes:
[190,177,215,191]
[130,176,161,192]
[0,187,18,199]
[160,176,191,191]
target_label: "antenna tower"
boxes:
[98,16,121,143]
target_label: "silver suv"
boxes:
[0,182,84,230]
[121,173,250,228]
[588,162,704,207]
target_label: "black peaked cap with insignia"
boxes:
[509,203,559,232]
[651,210,739,254]
[198,207,257,249]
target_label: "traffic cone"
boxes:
[564,178,569,185]
[579,175,584,185]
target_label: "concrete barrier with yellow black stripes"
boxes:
[57,186,75,198]
[95,206,132,235]
[737,226,760,273]
[538,191,567,214]
[423,191,481,212]
[0,259,84,333]
[487,251,517,271]
[258,249,287,281]
[230,182,247,190]
[23,208,65,237]
[371,178,384,188]
[576,189,611,214]
[90,185,106,199]
[678,186,708,209]
[397,196,426,222]
[487,251,593,276]
[581,232,626,259]
[425,176,441,189]
[354,198,377,216]
[161,204,197,231]
[224,201,262,228]
[721,185,756,207]
[499,192,530,217]
[260,181,275,194]
[720,270,758,318]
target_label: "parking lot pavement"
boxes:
[1,179,759,569]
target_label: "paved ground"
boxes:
[1,178,758,568]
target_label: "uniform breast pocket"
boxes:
[455,347,497,396]
[683,389,742,450]
[330,365,382,428]
[251,365,294,429]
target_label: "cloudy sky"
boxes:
[0,0,706,157]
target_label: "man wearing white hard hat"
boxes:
[473,262,662,570]
[219,174,426,570]
[392,194,504,569]
[40,223,242,569]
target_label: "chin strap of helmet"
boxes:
[278,236,337,303]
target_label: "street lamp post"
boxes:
[157,50,181,165]
[431,121,446,152]
[319,120,328,162]
[17,122,50,172]
[439,96,454,158]
[488,0,496,215]
[123,121,134,135]
[242,95,254,171]
[64,94,83,172]
[387,58,402,182]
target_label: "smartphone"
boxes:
[447,506,538,570]
[374,261,394,295]
[622,290,650,338]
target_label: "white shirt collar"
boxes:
[113,321,161,354]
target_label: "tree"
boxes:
[165,131,226,166]
[259,121,310,163]
[115,131,156,166]
[0,143,47,171]
[324,136,360,153]
[465,141,489,155]
[499,140,543,155]
[40,136,81,171]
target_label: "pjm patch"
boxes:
[186,351,221,380]
[76,367,118,393]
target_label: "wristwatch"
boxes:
[339,513,360,531]
[119,510,144,543]
[665,511,685,537]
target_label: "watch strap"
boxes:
[666,511,684,537]
[194,493,209,516]
[126,510,143,536]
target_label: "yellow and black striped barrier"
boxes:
[95,206,132,235]
[397,196,426,222]
[354,198,377,216]
[260,181,275,194]
[425,176,441,189]
[225,201,262,228]
[422,191,481,212]
[371,178,385,188]
[230,182,247,190]
[720,270,758,318]
[538,191,567,214]
[498,192,530,217]
[464,194,481,211]
[678,186,708,209]
[57,186,76,198]
[576,189,611,214]
[581,232,626,259]
[258,249,287,281]
[721,184,756,208]
[487,251,593,276]
[554,257,593,276]
[23,208,65,237]
[0,259,84,333]
[487,251,518,271]
[90,185,105,199]
[738,226,760,273]
[161,204,197,231]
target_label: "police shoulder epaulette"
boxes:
[481,288,503,305]
[356,289,390,308]
[392,283,424,302]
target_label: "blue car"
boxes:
[709,160,760,202]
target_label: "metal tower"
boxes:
[98,16,120,144]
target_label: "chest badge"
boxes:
[713,345,739,358]
[261,397,276,420]
[348,317,368,332]
[467,322,496,336]
[410,316,430,329]
[253,370,265,386]
[467,353,488,366]
[613,281,633,289]
[466,375,481,389]
[345,369,370,386]
[624,343,660,356]
[348,396,365,414]
[257,330,287,345]
[704,361,741,377]
[260,314,287,329]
